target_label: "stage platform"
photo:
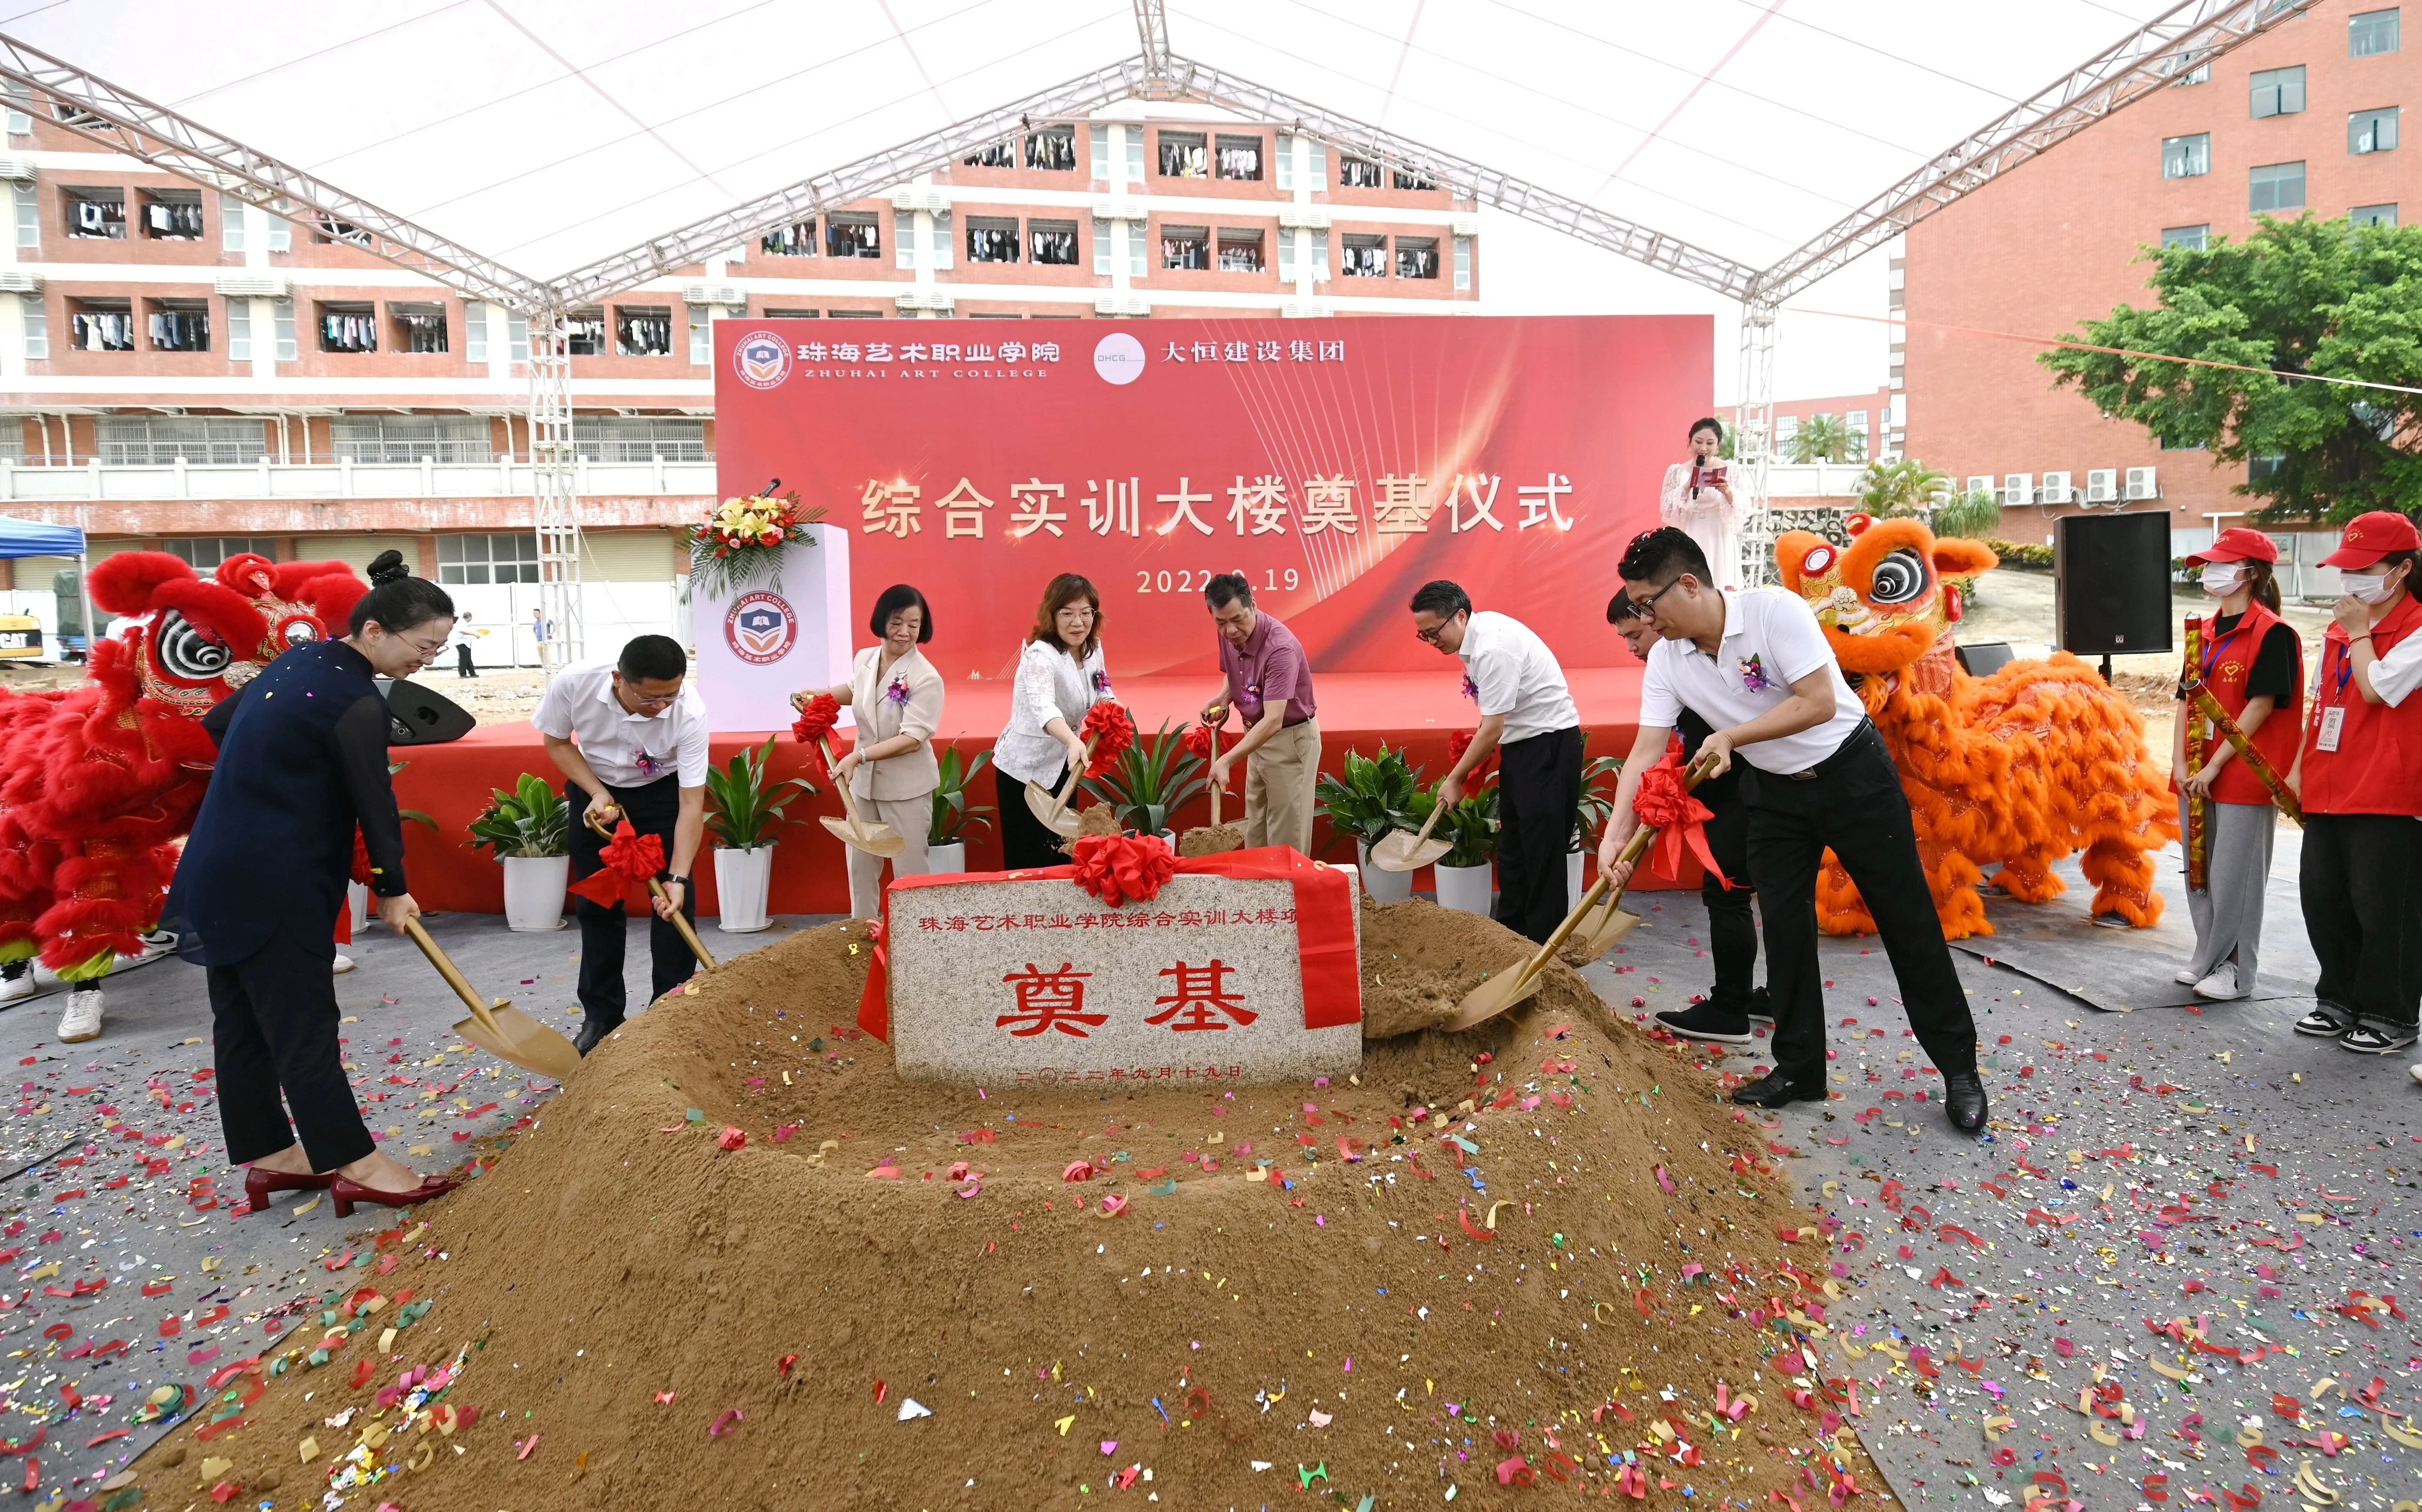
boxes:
[391,666,1678,917]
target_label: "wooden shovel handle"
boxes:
[1500,754,1723,994]
[403,918,504,1037]
[1049,733,1099,820]
[1210,724,1221,827]
[818,736,866,826]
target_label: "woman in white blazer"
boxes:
[800,584,945,918]
[994,573,1111,869]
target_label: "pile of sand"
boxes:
[128,909,1877,1511]
[1177,822,1245,857]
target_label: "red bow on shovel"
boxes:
[1634,742,1732,890]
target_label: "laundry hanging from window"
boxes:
[967,217,1020,264]
[143,197,203,239]
[320,308,377,353]
[148,304,209,351]
[395,307,448,354]
[73,307,134,351]
[616,306,673,356]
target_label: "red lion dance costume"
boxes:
[0,551,368,1015]
[1773,517,2176,941]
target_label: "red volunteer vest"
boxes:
[2302,592,2422,816]
[2193,602,2301,807]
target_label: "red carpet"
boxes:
[392,666,1689,917]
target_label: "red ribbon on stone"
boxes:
[1068,832,1177,907]
[1080,702,1135,777]
[567,821,667,907]
[1633,745,1730,890]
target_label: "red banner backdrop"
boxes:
[715,314,1709,678]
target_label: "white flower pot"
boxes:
[502,854,569,932]
[1357,840,1413,904]
[346,881,368,936]
[713,845,775,934]
[1567,849,1586,908]
[927,840,967,875]
[1434,859,1495,915]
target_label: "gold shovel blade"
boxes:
[1442,967,1548,1033]
[820,813,909,857]
[451,998,584,1080]
[1562,901,1642,965]
[1370,833,1451,873]
[1024,780,1084,837]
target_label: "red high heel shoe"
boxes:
[239,1166,335,1216]
[329,1174,459,1218]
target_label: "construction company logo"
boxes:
[1092,331,1147,386]
[733,330,792,390]
[725,591,798,665]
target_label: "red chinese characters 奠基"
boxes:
[1145,959,1257,1032]
[997,963,1104,1038]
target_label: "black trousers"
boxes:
[1699,784,1760,1009]
[210,926,374,1171]
[569,777,696,1027]
[996,763,1070,871]
[454,644,477,678]
[1744,722,1976,1080]
[2299,812,2422,1030]
[1495,726,1584,945]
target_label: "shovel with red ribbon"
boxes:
[573,809,719,972]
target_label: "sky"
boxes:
[0,0,2183,402]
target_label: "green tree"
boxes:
[1931,486,2003,541]
[2040,214,2422,525]
[1855,456,1953,518]
[1790,413,1859,464]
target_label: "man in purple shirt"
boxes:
[1200,573,1320,853]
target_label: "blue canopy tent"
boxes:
[0,516,91,658]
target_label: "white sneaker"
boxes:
[2173,967,2201,985]
[56,987,102,1044]
[2192,963,2245,1001]
[331,953,355,975]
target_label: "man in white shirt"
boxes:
[1410,580,1582,943]
[533,634,710,1055]
[1596,527,1985,1134]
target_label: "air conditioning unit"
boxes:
[1091,198,1149,222]
[893,291,955,312]
[889,188,952,213]
[1094,294,1151,317]
[1277,206,1332,230]
[1449,215,1480,237]
[0,270,38,294]
[0,155,35,182]
[680,282,745,308]
[1280,299,1335,318]
[1965,475,1994,498]
[2124,466,2159,500]
[2085,468,2119,503]
[2038,471,2074,504]
[2002,473,2033,508]
[213,273,291,298]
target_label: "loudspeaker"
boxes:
[1955,641,2015,677]
[2055,512,2174,659]
[378,677,476,745]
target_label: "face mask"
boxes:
[2200,565,2243,596]
[2342,572,2394,605]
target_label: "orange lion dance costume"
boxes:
[0,552,368,1001]
[1773,516,2175,941]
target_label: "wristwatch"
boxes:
[660,873,690,890]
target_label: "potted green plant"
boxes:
[1432,785,1499,915]
[927,745,993,874]
[1569,739,1625,903]
[703,736,816,933]
[1081,718,1208,840]
[466,773,572,932]
[1312,742,1427,903]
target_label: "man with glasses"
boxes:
[1596,527,1985,1134]
[535,634,709,1055]
[1408,580,1581,944]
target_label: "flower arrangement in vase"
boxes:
[688,486,828,598]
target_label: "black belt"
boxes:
[1771,718,1879,780]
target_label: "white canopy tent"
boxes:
[0,0,2319,661]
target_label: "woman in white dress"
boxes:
[798,584,944,919]
[1660,416,1744,591]
[993,573,1111,870]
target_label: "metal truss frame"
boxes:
[527,309,583,672]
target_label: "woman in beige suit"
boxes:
[799,584,945,919]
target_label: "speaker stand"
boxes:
[2098,654,2114,684]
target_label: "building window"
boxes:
[1,80,26,136]
[761,219,816,256]
[218,191,246,251]
[70,298,134,352]
[614,305,673,357]
[686,304,714,365]
[2351,202,2399,225]
[18,293,42,361]
[463,301,488,363]
[1090,215,1113,275]
[1395,235,1439,279]
[2249,452,2286,482]
[267,215,289,254]
[1214,228,1265,273]
[13,183,37,249]
[64,187,124,239]
[227,299,250,362]
[311,215,373,247]
[1392,164,1438,191]
[2249,160,2306,211]
[436,532,540,585]
[273,298,297,361]
[1214,134,1262,180]
[163,537,278,569]
[1029,218,1077,265]
[2161,223,2210,249]
[332,415,490,463]
[1340,233,1388,278]
[98,418,264,465]
[1454,234,1472,289]
[1158,130,1207,178]
[138,188,202,240]
[2250,65,2306,118]
[2161,133,2211,177]
[564,308,606,356]
[827,308,884,318]
[1338,156,1382,189]
[2350,105,2400,152]
[1089,123,1110,180]
[147,298,209,352]
[1026,124,1077,171]
[1278,226,1298,282]
[759,308,816,320]
[318,302,377,353]
[966,215,1020,264]
[826,212,880,258]
[2171,58,2213,86]
[1124,128,1145,184]
[1160,224,1208,271]
[571,416,705,462]
[2350,7,2400,55]
[2160,432,2207,451]
[1310,228,1329,281]
[962,140,1016,168]
[393,302,448,354]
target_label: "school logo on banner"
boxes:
[1092,331,1146,386]
[725,591,798,665]
[733,330,792,390]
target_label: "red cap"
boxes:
[2320,510,2422,568]
[2186,526,2279,565]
